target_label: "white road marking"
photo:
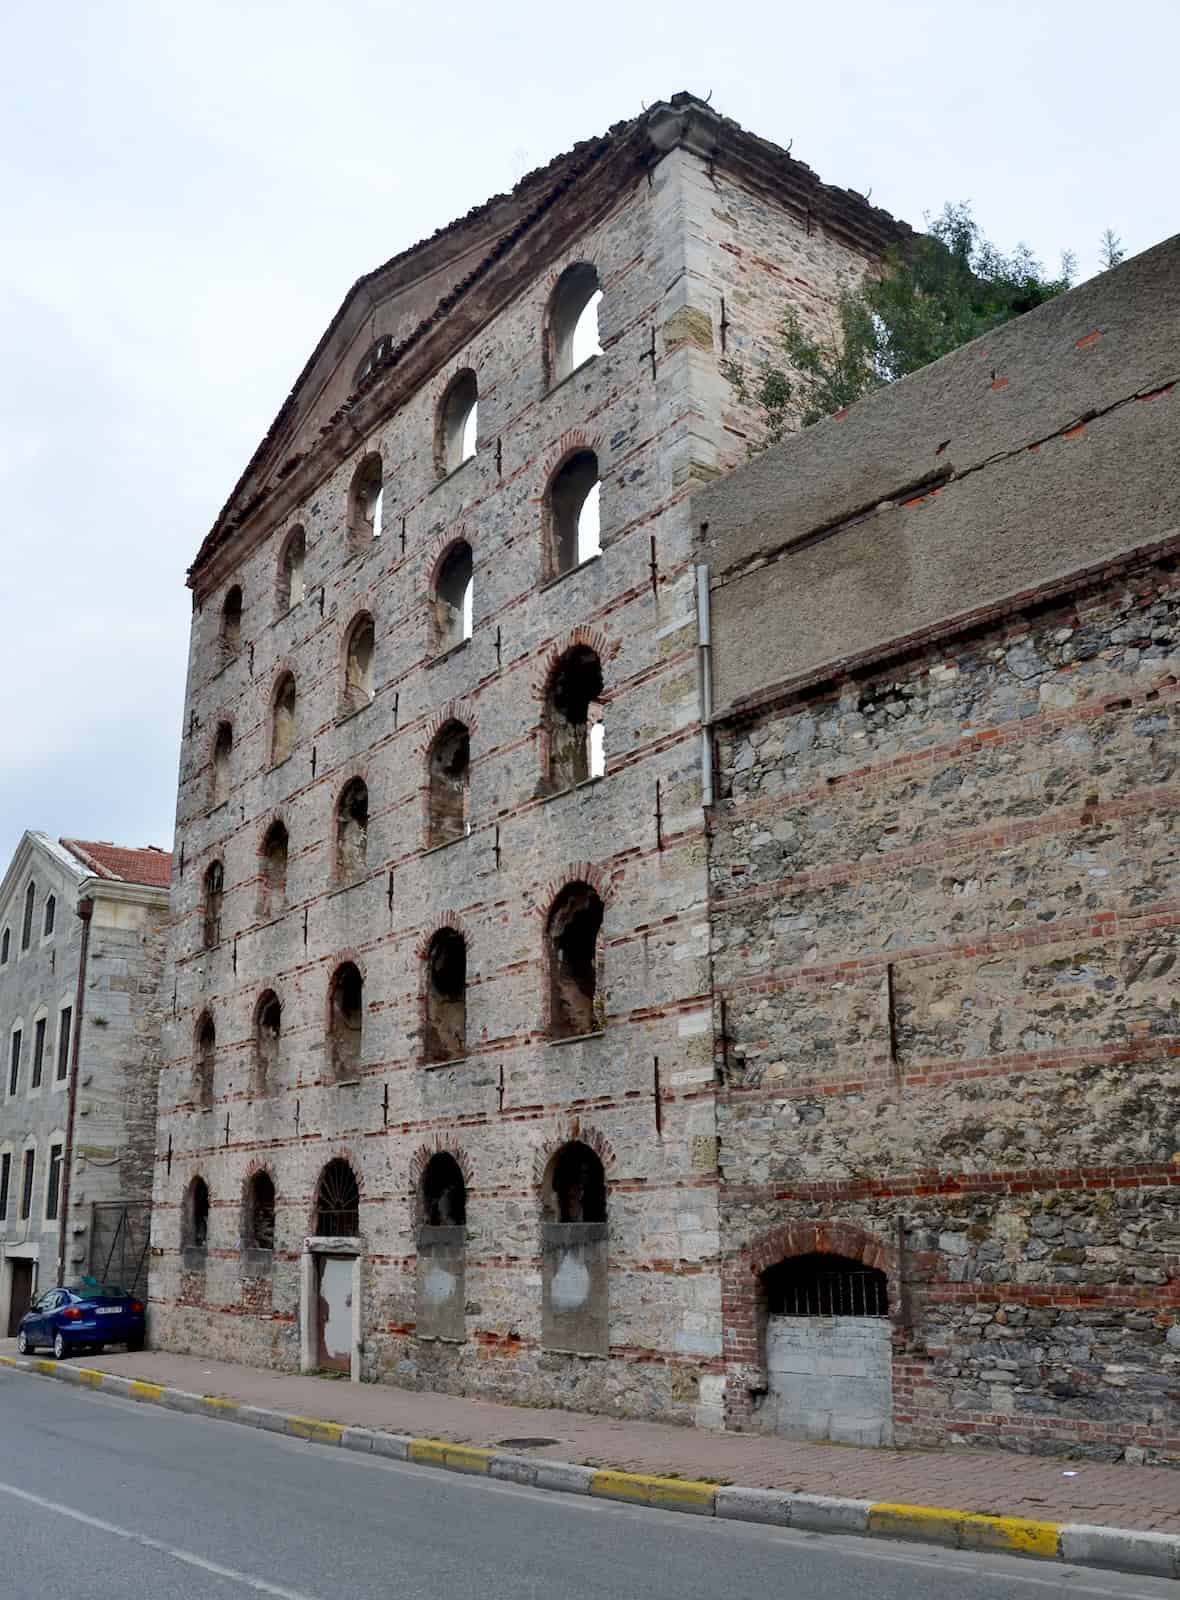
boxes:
[0,1479,324,1600]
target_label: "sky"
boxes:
[0,0,1175,870]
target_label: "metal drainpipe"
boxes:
[56,896,93,1287]
[695,563,714,805]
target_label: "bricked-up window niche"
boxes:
[420,1153,466,1226]
[277,525,306,614]
[437,369,478,476]
[545,646,605,790]
[315,1157,360,1236]
[540,1139,608,1356]
[544,1140,607,1223]
[328,962,364,1081]
[260,819,289,917]
[183,1175,210,1252]
[21,880,35,950]
[202,860,224,949]
[335,778,369,882]
[547,452,601,577]
[253,990,281,1097]
[244,1169,276,1252]
[220,585,243,662]
[423,929,466,1063]
[270,673,296,765]
[546,883,604,1039]
[348,452,384,548]
[432,541,473,654]
[342,614,375,714]
[194,1013,215,1109]
[763,1253,889,1318]
[211,722,233,807]
[43,894,55,937]
[547,263,602,385]
[426,721,470,847]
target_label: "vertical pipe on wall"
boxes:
[695,563,714,806]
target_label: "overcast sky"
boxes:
[0,0,1174,870]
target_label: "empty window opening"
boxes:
[46,1144,63,1221]
[277,526,306,613]
[194,1015,215,1108]
[426,721,470,848]
[763,1253,889,1318]
[31,1017,46,1089]
[271,674,296,765]
[545,1140,607,1223]
[335,778,369,882]
[254,992,281,1097]
[548,451,600,576]
[438,370,478,475]
[9,1029,22,1096]
[20,1149,35,1220]
[316,1158,359,1237]
[203,861,224,949]
[329,963,364,1081]
[546,883,604,1040]
[420,1153,467,1227]
[546,646,605,789]
[56,1006,71,1082]
[433,541,473,653]
[349,454,384,546]
[43,894,55,938]
[0,1153,8,1220]
[548,264,602,385]
[245,1170,276,1251]
[355,333,394,387]
[21,881,35,950]
[211,722,232,807]
[260,820,289,917]
[1,928,8,964]
[343,615,375,714]
[424,929,466,1063]
[220,586,243,660]
[185,1176,210,1250]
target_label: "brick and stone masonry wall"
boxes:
[696,235,1180,1460]
[150,135,882,1423]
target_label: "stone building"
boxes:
[699,235,1180,1460]
[0,833,170,1334]
[149,94,905,1421]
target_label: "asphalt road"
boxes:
[0,1369,1175,1600]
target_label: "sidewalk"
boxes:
[3,1339,1176,1534]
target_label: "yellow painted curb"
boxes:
[34,1360,57,1377]
[286,1415,344,1445]
[75,1368,105,1389]
[591,1470,716,1512]
[129,1381,163,1402]
[201,1395,241,1415]
[408,1438,491,1473]
[869,1503,1059,1559]
[0,1356,17,1369]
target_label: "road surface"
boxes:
[0,1367,1173,1599]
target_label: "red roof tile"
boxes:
[60,838,173,888]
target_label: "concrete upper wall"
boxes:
[696,235,1180,716]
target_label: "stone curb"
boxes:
[2,1354,1177,1579]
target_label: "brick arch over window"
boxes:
[408,1139,474,1194]
[531,1122,616,1188]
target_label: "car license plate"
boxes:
[96,1307,121,1316]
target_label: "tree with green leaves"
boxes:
[722,203,1092,449]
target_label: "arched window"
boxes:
[315,1157,360,1237]
[220,586,243,660]
[547,263,602,385]
[184,1176,210,1251]
[342,614,375,714]
[211,722,232,807]
[354,334,394,386]
[762,1253,889,1317]
[21,882,35,950]
[260,820,288,917]
[426,721,470,848]
[202,861,224,949]
[244,1170,276,1252]
[253,991,281,1097]
[432,541,473,654]
[270,673,296,765]
[544,1140,607,1223]
[424,929,466,1063]
[437,370,478,476]
[348,453,383,547]
[194,1014,215,1108]
[42,894,55,938]
[546,882,604,1040]
[1,928,9,964]
[335,778,368,882]
[545,646,605,790]
[419,1153,467,1227]
[546,451,601,577]
[277,526,306,613]
[328,963,363,1081]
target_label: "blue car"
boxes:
[16,1278,145,1360]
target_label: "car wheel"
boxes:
[52,1332,69,1361]
[16,1330,29,1355]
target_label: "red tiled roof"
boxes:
[60,839,173,888]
